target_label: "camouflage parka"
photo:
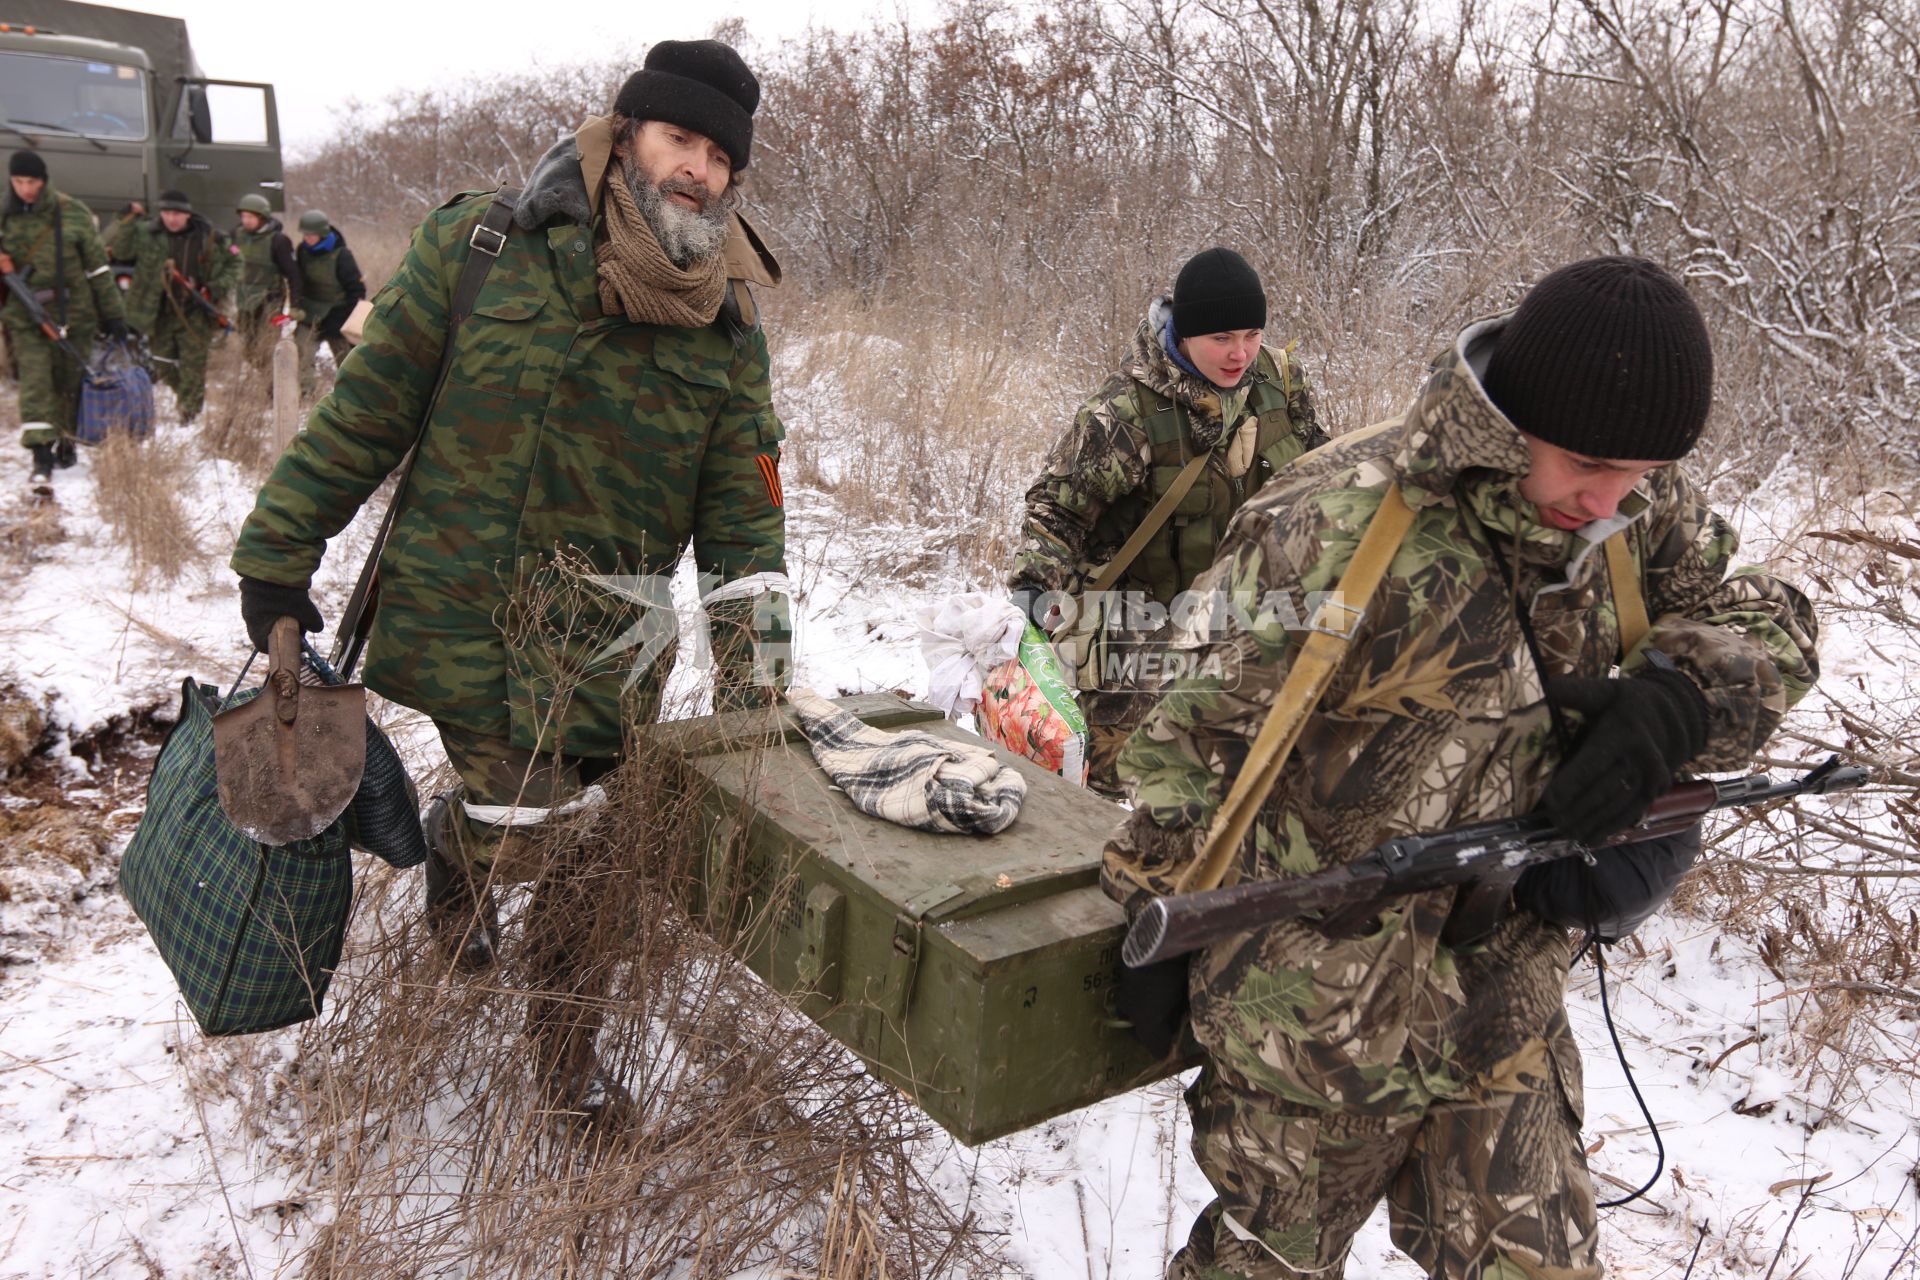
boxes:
[1011,297,1326,611]
[1103,312,1819,1116]
[124,213,236,334]
[0,187,123,335]
[231,117,790,757]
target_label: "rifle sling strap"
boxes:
[1174,478,1418,896]
[1605,530,1649,659]
[1085,408,1212,598]
[330,186,520,678]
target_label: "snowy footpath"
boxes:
[1,409,1915,1278]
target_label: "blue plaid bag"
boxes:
[77,339,155,444]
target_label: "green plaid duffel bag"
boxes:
[122,676,354,1036]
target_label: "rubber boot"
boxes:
[27,444,56,497]
[53,438,76,469]
[422,792,500,974]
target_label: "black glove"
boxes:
[1114,956,1191,1059]
[100,317,130,342]
[1539,664,1709,843]
[238,576,325,653]
[1515,825,1702,942]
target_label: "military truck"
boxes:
[0,0,283,219]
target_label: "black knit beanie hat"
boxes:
[1482,256,1714,462]
[1171,247,1267,339]
[156,189,194,213]
[613,40,760,171]
[9,150,48,180]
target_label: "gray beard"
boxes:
[624,159,737,269]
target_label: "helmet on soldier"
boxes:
[298,209,331,236]
[237,193,272,216]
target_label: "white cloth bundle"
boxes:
[916,593,1026,719]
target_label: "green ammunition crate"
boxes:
[658,693,1182,1145]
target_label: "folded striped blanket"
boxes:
[785,689,1026,836]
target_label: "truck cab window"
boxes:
[0,52,149,140]
[172,82,269,145]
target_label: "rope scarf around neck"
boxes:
[594,169,726,327]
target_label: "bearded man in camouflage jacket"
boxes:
[229,39,790,1124]
[1104,257,1819,1278]
[1010,248,1325,795]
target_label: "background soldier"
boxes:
[230,193,300,368]
[291,209,364,397]
[1103,257,1820,1279]
[1,150,129,494]
[126,190,235,424]
[1009,248,1325,795]
[230,39,789,1126]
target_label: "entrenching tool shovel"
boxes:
[213,616,367,845]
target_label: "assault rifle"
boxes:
[1122,756,1870,968]
[0,256,89,367]
[165,263,232,329]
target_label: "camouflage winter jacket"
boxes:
[1011,298,1326,612]
[0,187,123,335]
[1104,312,1818,1114]
[231,117,789,757]
[124,214,237,334]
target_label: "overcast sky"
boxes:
[129,0,938,155]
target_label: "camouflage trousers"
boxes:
[7,320,90,447]
[150,308,213,422]
[1084,687,1151,799]
[1173,1031,1600,1280]
[435,723,626,1088]
[435,722,620,880]
[295,322,352,398]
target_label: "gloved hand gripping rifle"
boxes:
[1122,756,1869,968]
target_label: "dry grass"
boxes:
[88,430,204,586]
[775,291,1079,584]
[278,747,982,1278]
[198,336,279,476]
[260,558,987,1279]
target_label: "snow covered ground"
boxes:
[1,375,1915,1278]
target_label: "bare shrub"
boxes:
[1672,502,1920,1110]
[89,431,203,585]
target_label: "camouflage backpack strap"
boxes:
[1174,476,1419,896]
[331,185,521,680]
[1605,530,1650,660]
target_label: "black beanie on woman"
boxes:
[1172,247,1267,339]
[1482,256,1714,462]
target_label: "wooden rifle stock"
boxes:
[165,263,232,329]
[1122,757,1869,968]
